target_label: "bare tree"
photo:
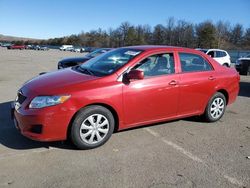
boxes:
[230,23,244,46]
[215,21,230,48]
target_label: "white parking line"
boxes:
[144,128,160,137]
[144,127,245,187]
[161,138,204,164]
[145,128,204,164]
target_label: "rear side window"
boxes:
[216,51,227,57]
[179,53,213,73]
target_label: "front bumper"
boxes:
[11,101,74,142]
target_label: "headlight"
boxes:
[29,95,70,109]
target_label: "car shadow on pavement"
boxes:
[239,81,250,98]
[0,101,76,150]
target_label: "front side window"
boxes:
[133,53,175,77]
[207,51,215,57]
[179,53,213,73]
[80,48,143,76]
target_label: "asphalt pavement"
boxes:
[0,47,249,188]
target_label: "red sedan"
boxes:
[7,44,26,50]
[12,46,239,149]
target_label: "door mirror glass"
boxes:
[127,70,144,80]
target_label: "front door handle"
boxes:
[208,76,216,80]
[169,80,178,86]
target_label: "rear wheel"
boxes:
[71,105,114,149]
[204,92,226,122]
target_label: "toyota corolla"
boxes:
[12,46,240,149]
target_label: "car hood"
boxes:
[238,57,250,61]
[22,68,99,95]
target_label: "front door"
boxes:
[122,52,179,128]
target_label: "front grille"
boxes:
[16,91,26,104]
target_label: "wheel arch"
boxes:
[202,88,229,115]
[216,89,229,105]
[223,63,230,67]
[67,103,120,140]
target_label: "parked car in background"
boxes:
[65,47,74,51]
[12,46,239,149]
[57,48,112,69]
[33,45,40,50]
[197,49,231,67]
[59,45,73,51]
[1,43,12,47]
[40,46,49,51]
[7,44,26,50]
[25,44,34,49]
[80,47,97,53]
[235,54,250,75]
[72,48,81,52]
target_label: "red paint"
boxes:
[8,45,26,49]
[13,46,239,141]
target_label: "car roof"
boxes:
[199,48,227,52]
[122,45,192,52]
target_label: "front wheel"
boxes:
[71,105,115,149]
[204,92,226,122]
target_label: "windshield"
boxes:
[245,54,250,58]
[86,49,109,58]
[80,48,143,76]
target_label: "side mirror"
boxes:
[127,70,144,80]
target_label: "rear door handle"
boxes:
[208,76,216,80]
[169,80,178,86]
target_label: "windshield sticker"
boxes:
[124,51,141,56]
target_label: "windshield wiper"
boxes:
[77,66,94,75]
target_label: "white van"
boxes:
[59,45,73,51]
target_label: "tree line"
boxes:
[18,18,250,49]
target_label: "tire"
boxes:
[247,66,250,76]
[204,92,226,122]
[71,105,115,149]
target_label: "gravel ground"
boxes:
[0,47,249,188]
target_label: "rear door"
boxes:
[178,52,216,116]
